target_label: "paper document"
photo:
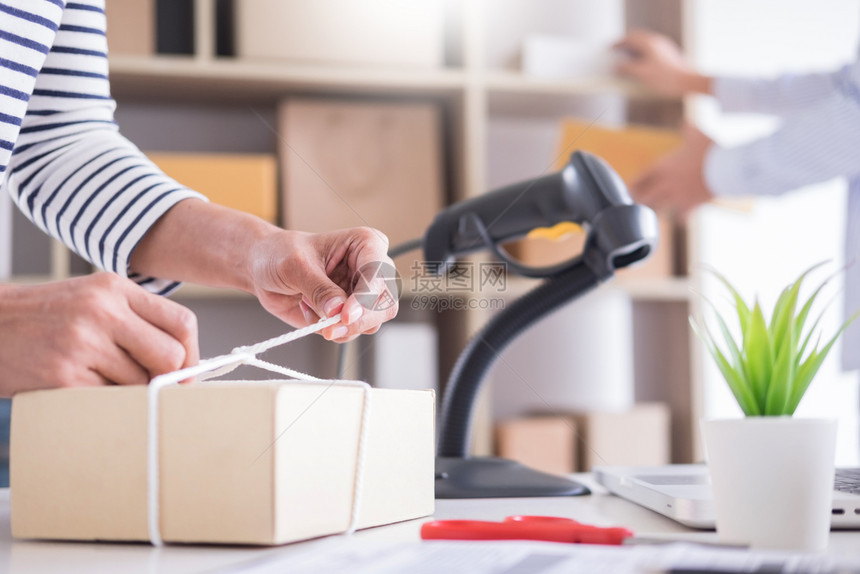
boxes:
[216,539,860,574]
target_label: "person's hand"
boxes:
[630,124,715,215]
[0,273,199,397]
[129,201,399,342]
[614,30,712,97]
[247,227,399,343]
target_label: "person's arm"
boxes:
[631,91,860,211]
[5,3,204,296]
[0,2,392,397]
[705,90,860,198]
[0,3,201,397]
[6,2,394,343]
[614,30,843,115]
[130,200,396,342]
[712,73,845,116]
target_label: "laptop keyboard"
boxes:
[835,468,860,495]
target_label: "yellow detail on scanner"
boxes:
[526,221,584,242]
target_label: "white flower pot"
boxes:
[702,417,837,551]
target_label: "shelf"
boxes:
[484,71,655,98]
[3,275,56,285]
[512,275,691,302]
[484,71,669,118]
[615,276,691,302]
[109,56,468,103]
[107,57,670,105]
[1,277,262,301]
[5,274,690,303]
[415,275,692,303]
[171,283,255,299]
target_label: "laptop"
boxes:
[594,464,860,529]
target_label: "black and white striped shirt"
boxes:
[0,0,205,295]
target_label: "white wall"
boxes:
[687,0,860,464]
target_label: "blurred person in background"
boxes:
[614,30,860,373]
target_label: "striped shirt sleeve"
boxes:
[704,61,860,198]
[0,0,207,295]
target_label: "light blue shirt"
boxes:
[704,65,860,370]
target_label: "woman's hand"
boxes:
[0,273,198,396]
[247,226,399,343]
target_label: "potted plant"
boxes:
[691,262,858,551]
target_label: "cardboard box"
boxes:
[574,403,671,471]
[146,153,278,223]
[235,0,445,68]
[509,122,680,278]
[11,383,434,544]
[278,99,444,277]
[555,121,681,181]
[495,416,576,476]
[105,0,155,56]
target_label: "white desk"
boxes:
[1,476,859,573]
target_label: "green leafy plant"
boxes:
[690,262,859,416]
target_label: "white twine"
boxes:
[146,313,372,546]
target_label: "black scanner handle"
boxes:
[423,151,654,279]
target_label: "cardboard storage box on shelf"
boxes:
[574,403,671,471]
[495,416,576,476]
[235,0,445,68]
[278,99,444,276]
[105,0,155,56]
[508,121,680,279]
[146,153,278,223]
[10,383,435,544]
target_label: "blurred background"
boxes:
[1,0,858,485]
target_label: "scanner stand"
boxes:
[423,151,658,500]
[435,456,590,499]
